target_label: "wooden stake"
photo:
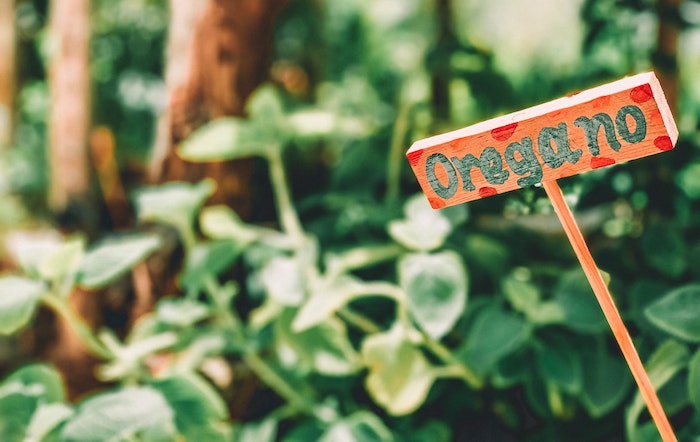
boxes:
[542,179,676,442]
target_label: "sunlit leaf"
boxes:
[362,324,437,415]
[156,298,210,327]
[134,180,215,231]
[26,403,73,442]
[77,234,160,289]
[199,205,259,245]
[179,240,241,294]
[178,117,265,161]
[59,386,176,441]
[0,276,45,335]
[399,251,468,339]
[260,255,305,306]
[237,417,278,442]
[388,194,452,252]
[645,284,700,342]
[319,411,393,442]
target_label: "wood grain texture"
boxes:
[407,72,678,208]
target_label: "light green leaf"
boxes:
[319,411,393,442]
[362,324,437,415]
[277,312,361,376]
[388,194,452,251]
[553,269,607,334]
[461,305,530,376]
[503,274,540,313]
[156,298,210,327]
[399,251,468,340]
[645,284,700,342]
[260,256,305,306]
[77,234,160,289]
[288,109,337,140]
[134,180,215,234]
[689,349,700,414]
[26,403,73,441]
[180,240,241,294]
[0,276,45,335]
[152,373,228,441]
[200,205,259,245]
[580,344,631,417]
[59,386,176,442]
[5,364,66,403]
[178,117,265,161]
[237,416,278,442]
[246,84,285,122]
[37,236,85,293]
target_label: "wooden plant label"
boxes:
[407,72,678,208]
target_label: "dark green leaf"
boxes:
[77,234,160,289]
[580,344,631,417]
[644,284,700,342]
[640,224,686,277]
[461,305,531,376]
[0,276,45,335]
[553,269,607,334]
[535,343,582,395]
[59,386,175,442]
[399,251,468,339]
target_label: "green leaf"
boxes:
[535,343,582,395]
[553,269,608,334]
[200,205,259,245]
[260,255,305,306]
[5,364,66,403]
[689,349,700,414]
[37,236,85,294]
[319,411,393,442]
[580,344,631,417]
[640,224,686,278]
[77,234,160,289]
[388,194,452,251]
[178,117,265,161]
[26,403,73,442]
[180,240,241,294]
[362,324,438,415]
[237,417,278,442]
[134,180,215,237]
[463,234,510,277]
[292,275,362,332]
[288,109,337,140]
[156,298,210,327]
[399,251,468,339]
[246,84,285,122]
[59,386,176,442]
[461,305,531,376]
[644,284,700,342]
[277,312,361,376]
[0,276,45,335]
[625,340,689,441]
[676,161,700,199]
[152,374,229,441]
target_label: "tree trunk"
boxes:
[654,0,680,115]
[47,0,91,215]
[0,0,15,148]
[152,0,286,215]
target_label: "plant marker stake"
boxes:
[542,179,676,442]
[406,72,679,441]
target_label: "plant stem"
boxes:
[40,293,112,360]
[266,149,305,242]
[242,351,335,422]
[420,333,482,389]
[337,307,382,334]
[385,100,412,204]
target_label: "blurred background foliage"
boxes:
[1,0,700,441]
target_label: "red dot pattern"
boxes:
[407,150,423,166]
[491,123,518,142]
[630,84,652,103]
[479,187,498,198]
[429,197,446,209]
[590,156,616,169]
[654,136,674,151]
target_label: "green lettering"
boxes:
[616,105,647,143]
[505,137,543,187]
[451,153,479,192]
[426,153,458,199]
[479,147,510,185]
[538,123,582,168]
[574,113,621,155]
